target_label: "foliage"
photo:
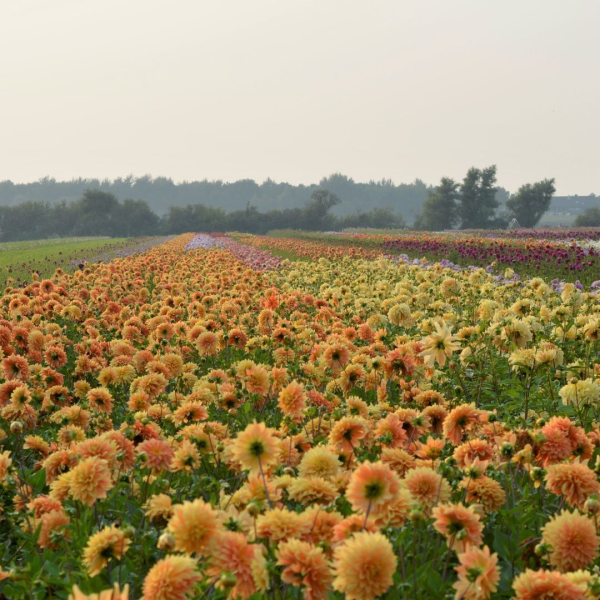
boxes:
[414,177,460,231]
[0,173,428,219]
[0,189,405,241]
[458,166,500,230]
[575,207,600,227]
[506,179,556,228]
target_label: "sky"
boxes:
[0,0,599,195]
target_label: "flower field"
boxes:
[241,230,600,289]
[0,237,170,290]
[1,232,600,599]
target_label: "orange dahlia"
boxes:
[443,404,481,445]
[0,450,12,482]
[68,457,113,506]
[374,414,408,448]
[460,476,506,513]
[245,365,270,396]
[333,515,379,544]
[453,545,500,600]
[83,525,130,577]
[142,556,201,600]
[167,499,220,556]
[144,493,174,524]
[403,466,451,510]
[332,531,397,600]
[256,507,310,542]
[206,531,258,599]
[298,446,341,480]
[346,460,400,516]
[513,569,587,599]
[432,503,484,553]
[380,447,416,477]
[372,488,413,528]
[231,421,280,473]
[277,380,307,422]
[545,462,600,509]
[36,509,70,550]
[136,438,175,473]
[277,539,333,600]
[288,477,338,506]
[86,387,114,414]
[542,510,599,572]
[329,417,368,455]
[69,584,129,600]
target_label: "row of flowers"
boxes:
[1,237,170,290]
[457,228,600,241]
[0,234,600,598]
[236,231,600,288]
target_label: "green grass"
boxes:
[0,237,159,286]
[537,213,577,227]
[342,227,409,235]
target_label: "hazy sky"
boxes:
[1,1,599,194]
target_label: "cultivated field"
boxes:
[0,230,599,599]
[0,237,171,287]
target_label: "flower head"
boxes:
[420,322,459,367]
[68,457,113,507]
[277,539,333,600]
[167,499,220,556]
[69,584,129,600]
[545,462,600,509]
[231,421,280,473]
[542,510,599,572]
[143,556,201,600]
[346,460,400,515]
[83,526,130,577]
[432,503,484,553]
[333,531,397,600]
[453,545,500,600]
[513,569,587,599]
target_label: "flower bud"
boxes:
[157,532,176,551]
[409,508,425,522]
[247,500,263,517]
[122,525,136,539]
[10,421,23,435]
[220,572,237,590]
[585,494,600,515]
[534,542,551,557]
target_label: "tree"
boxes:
[417,177,460,231]
[72,189,120,236]
[574,207,600,227]
[113,199,160,236]
[458,166,499,229]
[302,189,341,230]
[506,179,556,227]
[0,202,52,241]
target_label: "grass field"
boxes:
[0,236,168,286]
[537,212,577,227]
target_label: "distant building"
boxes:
[547,195,598,215]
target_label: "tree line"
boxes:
[1,167,591,241]
[0,189,406,242]
[0,174,431,220]
[414,165,557,230]
[574,208,600,227]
